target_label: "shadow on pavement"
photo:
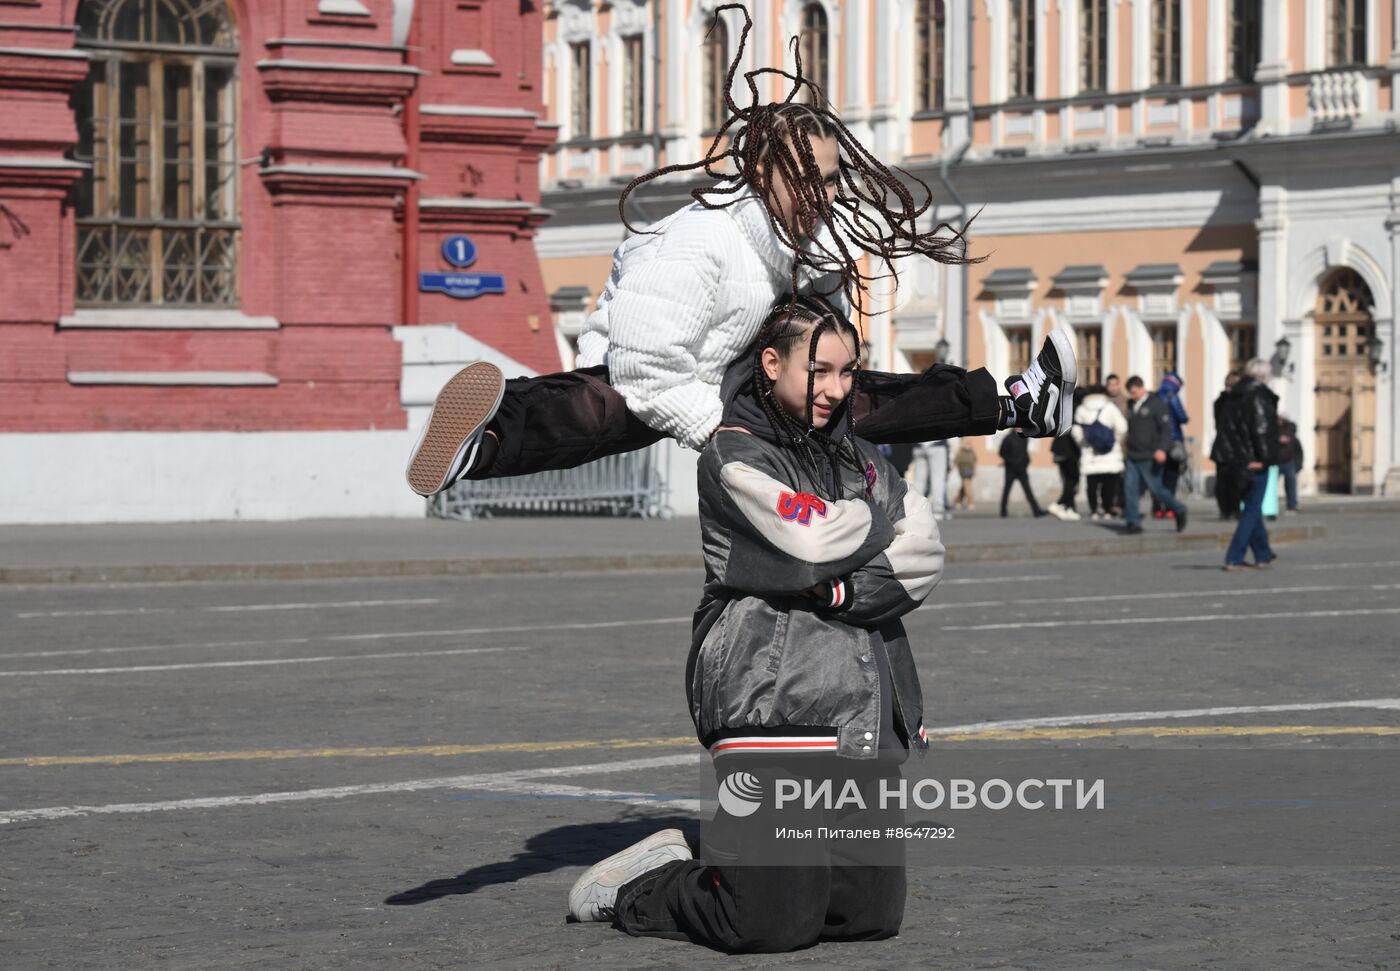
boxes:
[384,813,700,905]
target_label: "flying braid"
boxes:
[618,3,978,330]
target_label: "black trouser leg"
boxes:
[1058,465,1079,509]
[475,366,663,478]
[612,760,905,953]
[477,363,1000,478]
[851,364,1001,444]
[1018,469,1043,514]
[1001,468,1017,517]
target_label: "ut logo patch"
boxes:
[777,491,828,526]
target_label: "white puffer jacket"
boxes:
[576,182,850,450]
[1071,392,1128,475]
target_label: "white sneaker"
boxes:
[405,362,506,497]
[1046,503,1067,520]
[1063,508,1082,521]
[567,828,692,922]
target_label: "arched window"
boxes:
[799,3,829,103]
[73,0,238,307]
[1227,0,1261,82]
[1080,0,1108,93]
[916,0,946,112]
[1150,0,1181,86]
[1328,0,1368,67]
[702,16,729,132]
[1009,0,1035,99]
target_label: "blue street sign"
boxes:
[419,271,507,300]
[441,234,478,268]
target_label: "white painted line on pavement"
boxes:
[0,753,700,824]
[941,575,1056,585]
[941,606,1400,632]
[931,698,1400,734]
[1293,559,1400,570]
[0,617,691,661]
[916,583,1400,613]
[0,644,530,678]
[14,598,441,619]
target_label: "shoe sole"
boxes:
[405,362,505,497]
[1044,328,1077,437]
[568,828,692,922]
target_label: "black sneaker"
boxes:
[1005,330,1078,437]
[405,361,506,497]
[1124,523,1143,535]
[1175,507,1188,532]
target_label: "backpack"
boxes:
[1079,406,1115,455]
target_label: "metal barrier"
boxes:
[429,441,673,520]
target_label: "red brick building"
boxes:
[0,0,557,521]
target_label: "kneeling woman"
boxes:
[568,296,944,952]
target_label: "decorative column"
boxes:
[1256,0,1290,134]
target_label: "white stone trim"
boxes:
[59,310,280,330]
[421,105,540,119]
[449,49,497,67]
[318,0,371,17]
[1305,0,1325,71]
[68,371,279,386]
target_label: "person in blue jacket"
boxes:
[1152,371,1189,517]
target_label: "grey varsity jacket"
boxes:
[687,427,944,761]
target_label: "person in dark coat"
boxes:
[999,432,1047,518]
[1122,375,1188,534]
[1277,412,1303,514]
[1210,371,1243,519]
[1216,359,1281,569]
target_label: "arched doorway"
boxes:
[1313,268,1378,493]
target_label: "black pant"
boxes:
[1086,473,1117,515]
[612,759,906,953]
[1000,465,1043,517]
[476,364,1000,478]
[1056,462,1080,510]
[1215,463,1242,519]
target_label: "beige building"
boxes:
[536,0,1400,499]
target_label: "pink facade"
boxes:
[0,0,558,435]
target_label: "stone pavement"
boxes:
[0,495,1385,584]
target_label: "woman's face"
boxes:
[762,133,840,240]
[762,325,858,430]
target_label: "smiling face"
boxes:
[760,132,840,240]
[762,322,859,429]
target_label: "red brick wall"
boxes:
[0,0,558,434]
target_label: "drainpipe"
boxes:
[401,3,422,327]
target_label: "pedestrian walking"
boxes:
[1103,373,1128,514]
[1121,376,1188,534]
[912,440,951,518]
[1072,385,1128,520]
[405,7,1076,500]
[1152,371,1189,518]
[1216,359,1281,570]
[568,298,942,952]
[999,432,1047,518]
[1048,406,1082,520]
[1277,411,1303,514]
[953,440,977,510]
[1210,371,1243,519]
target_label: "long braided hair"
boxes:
[752,295,868,502]
[618,3,977,324]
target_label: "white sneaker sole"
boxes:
[567,828,692,922]
[405,362,506,497]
